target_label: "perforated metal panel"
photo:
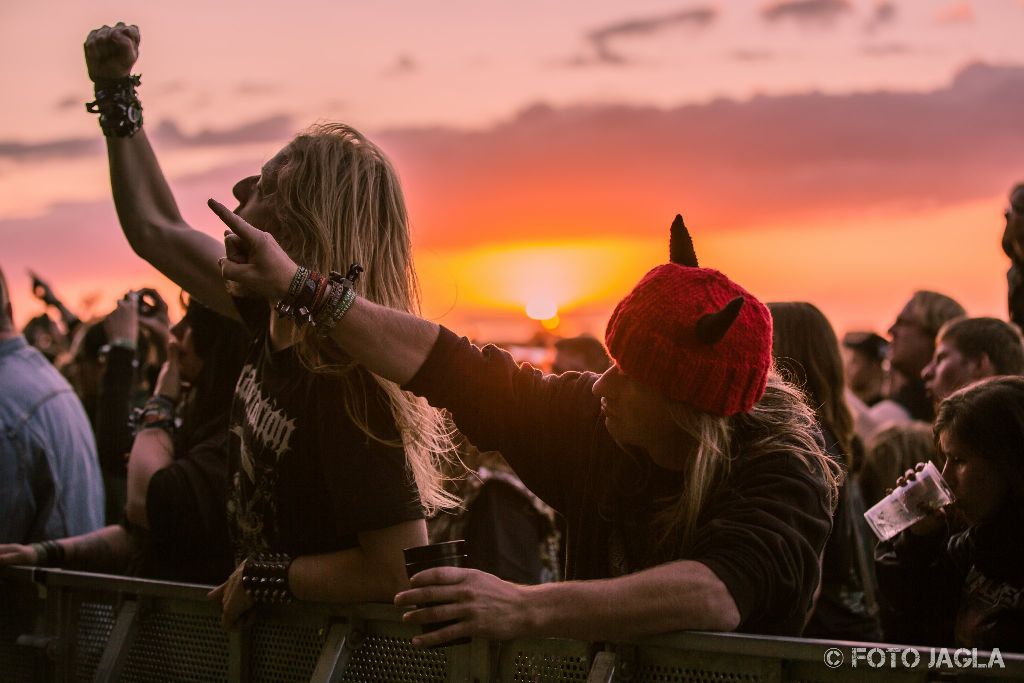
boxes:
[340,633,448,682]
[510,651,590,682]
[633,648,775,683]
[251,619,327,682]
[120,610,229,682]
[74,600,117,682]
[785,660,926,683]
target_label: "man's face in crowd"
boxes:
[922,339,987,405]
[592,364,678,467]
[231,148,288,239]
[888,302,934,376]
[939,431,1007,525]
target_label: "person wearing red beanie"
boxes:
[213,205,842,644]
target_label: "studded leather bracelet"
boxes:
[242,552,295,604]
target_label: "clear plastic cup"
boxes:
[864,461,955,541]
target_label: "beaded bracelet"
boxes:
[130,394,178,437]
[275,266,311,318]
[313,279,345,330]
[313,265,362,336]
[30,540,66,567]
[242,552,295,604]
[86,74,143,138]
[275,264,363,334]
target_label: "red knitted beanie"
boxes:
[605,263,773,416]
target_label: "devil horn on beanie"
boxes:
[695,296,745,344]
[604,215,773,416]
[669,214,699,268]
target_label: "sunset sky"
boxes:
[3,0,1024,343]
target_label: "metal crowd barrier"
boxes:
[2,566,1021,682]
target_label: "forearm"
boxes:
[288,519,426,603]
[58,303,82,332]
[288,547,411,604]
[523,561,741,641]
[95,347,136,473]
[332,298,441,386]
[106,131,185,249]
[125,428,175,529]
[60,525,133,573]
[106,134,236,317]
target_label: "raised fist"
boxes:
[84,22,140,82]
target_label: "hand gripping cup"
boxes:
[864,461,955,541]
[403,540,470,646]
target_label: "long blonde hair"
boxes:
[654,371,843,550]
[267,121,458,512]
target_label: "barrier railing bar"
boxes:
[637,629,1024,674]
[229,627,250,683]
[586,650,616,683]
[5,565,1024,682]
[91,599,139,683]
[310,620,353,683]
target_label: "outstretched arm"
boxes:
[394,562,740,646]
[0,525,133,574]
[212,199,437,383]
[85,23,235,319]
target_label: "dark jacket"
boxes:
[875,506,1024,650]
[405,328,834,636]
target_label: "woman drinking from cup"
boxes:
[874,376,1024,650]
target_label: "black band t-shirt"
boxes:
[227,298,422,562]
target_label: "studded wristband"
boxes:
[242,552,295,604]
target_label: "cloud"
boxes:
[7,61,1024,303]
[152,80,187,96]
[235,82,281,96]
[0,114,294,162]
[730,48,775,62]
[864,1,896,33]
[152,115,294,147]
[384,54,418,77]
[762,0,851,25]
[936,1,974,25]
[568,6,718,66]
[0,136,101,162]
[373,62,1024,248]
[862,42,912,57]
[55,95,81,111]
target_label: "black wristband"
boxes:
[242,552,295,604]
[86,74,143,138]
[30,540,66,567]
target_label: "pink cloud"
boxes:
[936,1,975,25]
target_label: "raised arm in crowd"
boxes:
[81,22,459,628]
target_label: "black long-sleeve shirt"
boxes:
[875,509,1024,650]
[405,328,834,636]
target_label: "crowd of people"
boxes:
[1,20,1022,655]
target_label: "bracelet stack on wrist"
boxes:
[242,552,295,604]
[130,394,178,437]
[274,263,363,337]
[86,74,143,138]
[30,540,66,567]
